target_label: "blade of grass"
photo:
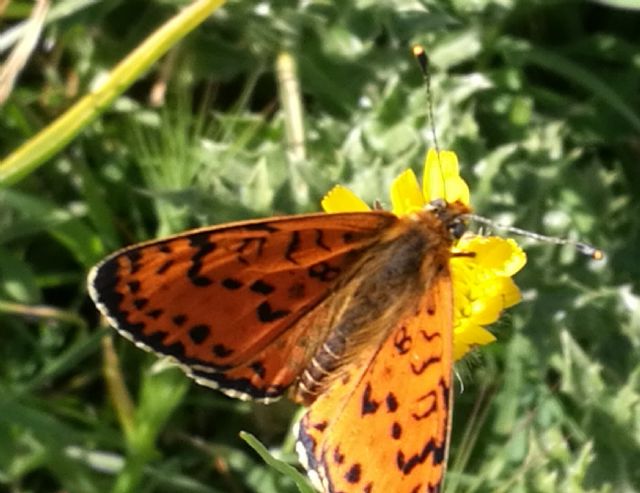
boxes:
[0,299,86,328]
[593,0,640,9]
[112,366,189,493]
[239,431,314,493]
[102,334,135,442]
[0,0,226,186]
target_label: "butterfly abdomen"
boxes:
[294,212,454,405]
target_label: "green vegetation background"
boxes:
[1,0,638,492]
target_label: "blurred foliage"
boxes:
[1,0,639,492]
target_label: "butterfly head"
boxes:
[426,198,470,241]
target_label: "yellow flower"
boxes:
[450,236,524,360]
[321,149,526,361]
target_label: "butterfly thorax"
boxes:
[292,201,469,405]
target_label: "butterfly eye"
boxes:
[449,219,466,240]
[427,198,447,211]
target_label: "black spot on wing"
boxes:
[187,270,214,287]
[333,446,345,464]
[361,382,380,415]
[189,324,210,344]
[187,233,216,287]
[172,314,187,326]
[313,421,327,432]
[440,377,450,414]
[256,301,290,323]
[124,250,142,274]
[411,356,441,375]
[133,297,148,310]
[156,259,174,275]
[146,308,163,319]
[285,231,301,264]
[250,280,275,295]
[222,277,243,290]
[308,261,340,282]
[250,361,266,378]
[127,280,140,293]
[212,344,234,357]
[244,223,278,233]
[344,463,361,484]
[315,229,331,251]
[420,329,441,342]
[391,422,402,439]
[386,392,399,412]
[396,433,447,475]
[342,232,355,243]
[140,331,188,362]
[188,232,214,249]
[393,326,412,355]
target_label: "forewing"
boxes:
[89,211,396,401]
[296,272,454,492]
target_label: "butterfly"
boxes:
[88,149,526,492]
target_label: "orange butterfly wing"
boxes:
[89,212,397,402]
[296,271,453,493]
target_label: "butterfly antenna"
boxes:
[465,213,604,260]
[413,44,446,193]
[413,45,440,156]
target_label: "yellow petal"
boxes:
[456,236,527,276]
[470,296,503,325]
[453,325,496,361]
[422,149,470,205]
[390,169,425,216]
[321,185,371,213]
[495,276,522,309]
